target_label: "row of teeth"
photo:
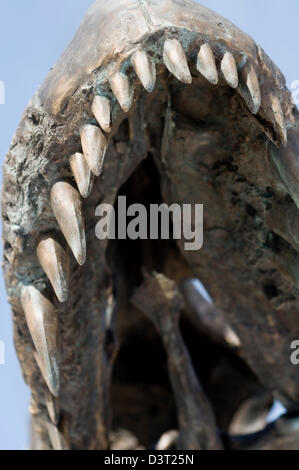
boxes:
[20,38,287,448]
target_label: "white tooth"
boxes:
[224,326,241,348]
[131,50,156,93]
[51,182,86,266]
[46,422,68,450]
[37,238,69,303]
[243,64,261,114]
[163,38,192,84]
[70,152,93,198]
[221,52,238,89]
[92,96,111,133]
[109,71,133,112]
[271,95,287,147]
[20,286,60,397]
[156,430,179,450]
[196,43,218,85]
[80,124,107,176]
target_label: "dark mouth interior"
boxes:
[107,153,273,449]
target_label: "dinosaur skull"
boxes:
[2,0,299,450]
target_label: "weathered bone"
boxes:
[270,125,299,208]
[37,237,69,303]
[51,182,86,266]
[80,124,107,176]
[20,286,60,397]
[131,50,156,93]
[92,96,112,133]
[196,43,218,85]
[221,52,238,89]
[163,38,192,84]
[132,272,222,450]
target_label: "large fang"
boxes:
[221,52,238,89]
[131,50,156,93]
[70,152,93,198]
[242,64,261,114]
[109,70,133,112]
[196,43,218,85]
[271,95,287,147]
[51,182,86,266]
[20,286,60,397]
[163,38,192,84]
[80,124,107,176]
[37,238,69,303]
[92,96,111,133]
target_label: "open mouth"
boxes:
[2,0,299,450]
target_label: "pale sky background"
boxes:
[0,0,298,450]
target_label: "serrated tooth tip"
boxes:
[51,182,86,266]
[196,43,218,85]
[80,124,107,176]
[163,38,192,84]
[109,71,133,112]
[37,238,69,303]
[70,152,92,198]
[20,286,60,397]
[92,96,111,133]
[131,50,156,93]
[221,52,238,89]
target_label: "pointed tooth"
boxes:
[46,422,68,450]
[156,430,179,451]
[224,326,241,348]
[37,238,69,303]
[221,52,238,89]
[80,124,107,176]
[241,64,261,114]
[131,50,156,93]
[51,182,86,266]
[92,96,111,133]
[109,71,133,112]
[163,38,192,84]
[70,152,93,198]
[20,286,60,397]
[44,389,60,425]
[196,43,218,85]
[271,96,287,147]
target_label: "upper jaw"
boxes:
[38,0,294,149]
